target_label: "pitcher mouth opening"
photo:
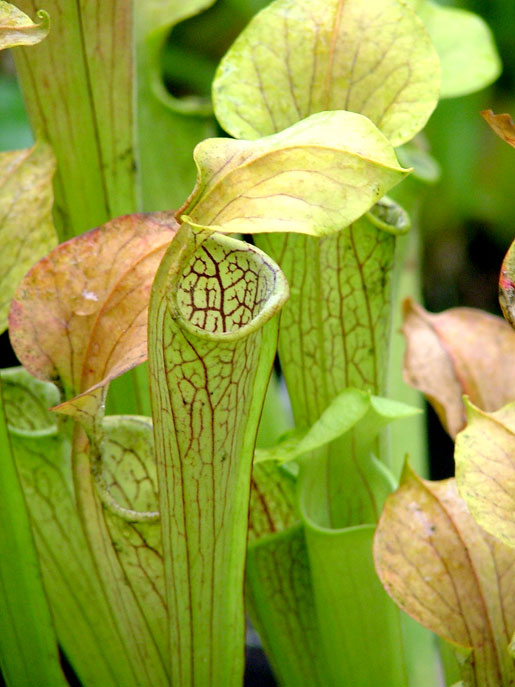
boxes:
[175,232,289,342]
[366,197,410,235]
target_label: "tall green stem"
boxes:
[149,225,288,686]
[0,376,67,687]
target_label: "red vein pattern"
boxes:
[9,212,177,401]
[2,369,157,686]
[246,525,327,686]
[258,211,395,425]
[213,0,439,146]
[149,228,288,686]
[254,206,399,618]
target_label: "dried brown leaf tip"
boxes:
[481,109,515,148]
[402,298,515,438]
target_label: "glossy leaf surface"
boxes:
[9,212,177,425]
[0,1,48,49]
[0,140,57,333]
[293,391,419,685]
[256,388,418,466]
[255,388,369,464]
[181,111,408,237]
[213,0,440,146]
[375,465,515,686]
[298,392,407,532]
[252,166,432,685]
[402,299,515,438]
[456,401,515,549]
[305,523,408,686]
[149,224,288,686]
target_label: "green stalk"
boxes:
[148,225,288,686]
[134,3,217,212]
[256,204,440,686]
[13,0,137,241]
[70,426,169,686]
[1,368,157,687]
[0,376,67,687]
[246,524,327,686]
[246,461,324,687]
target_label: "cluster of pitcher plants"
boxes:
[0,0,514,685]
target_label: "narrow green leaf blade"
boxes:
[182,111,409,237]
[255,388,370,464]
[0,373,66,687]
[256,390,418,466]
[213,0,440,145]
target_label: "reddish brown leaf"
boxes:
[482,110,515,148]
[9,213,177,406]
[499,239,515,329]
[402,298,515,438]
[374,465,515,686]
